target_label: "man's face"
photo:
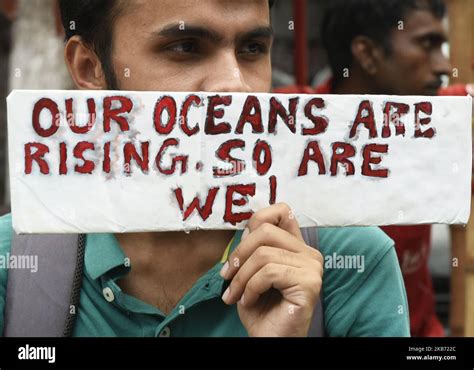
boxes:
[374,9,450,96]
[109,0,273,93]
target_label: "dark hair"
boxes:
[59,0,275,89]
[321,0,446,84]
[59,0,121,88]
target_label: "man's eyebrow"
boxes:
[415,30,448,43]
[238,26,274,41]
[151,23,273,43]
[152,23,223,42]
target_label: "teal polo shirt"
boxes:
[0,213,410,337]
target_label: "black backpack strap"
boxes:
[3,233,85,337]
[64,234,86,336]
[301,227,325,337]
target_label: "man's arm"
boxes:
[320,227,410,337]
[331,247,410,337]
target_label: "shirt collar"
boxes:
[85,233,128,280]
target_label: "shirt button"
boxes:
[159,327,171,337]
[102,287,115,302]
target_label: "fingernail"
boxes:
[219,261,229,278]
[239,294,245,306]
[222,287,231,303]
[241,227,249,240]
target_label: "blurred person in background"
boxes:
[276,0,473,337]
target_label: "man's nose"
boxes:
[433,51,451,77]
[201,51,252,93]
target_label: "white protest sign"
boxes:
[7,90,472,234]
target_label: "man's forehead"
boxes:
[402,9,447,39]
[118,0,270,35]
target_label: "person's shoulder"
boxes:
[318,226,394,295]
[318,226,409,336]
[319,226,394,261]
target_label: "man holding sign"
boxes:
[1,0,450,337]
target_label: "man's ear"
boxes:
[64,36,107,90]
[351,35,383,76]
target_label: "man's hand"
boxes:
[220,203,324,337]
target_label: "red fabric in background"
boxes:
[381,225,444,337]
[273,82,470,336]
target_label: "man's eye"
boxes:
[419,37,443,51]
[420,39,432,50]
[167,41,198,54]
[240,42,266,55]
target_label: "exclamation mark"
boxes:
[269,175,277,205]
